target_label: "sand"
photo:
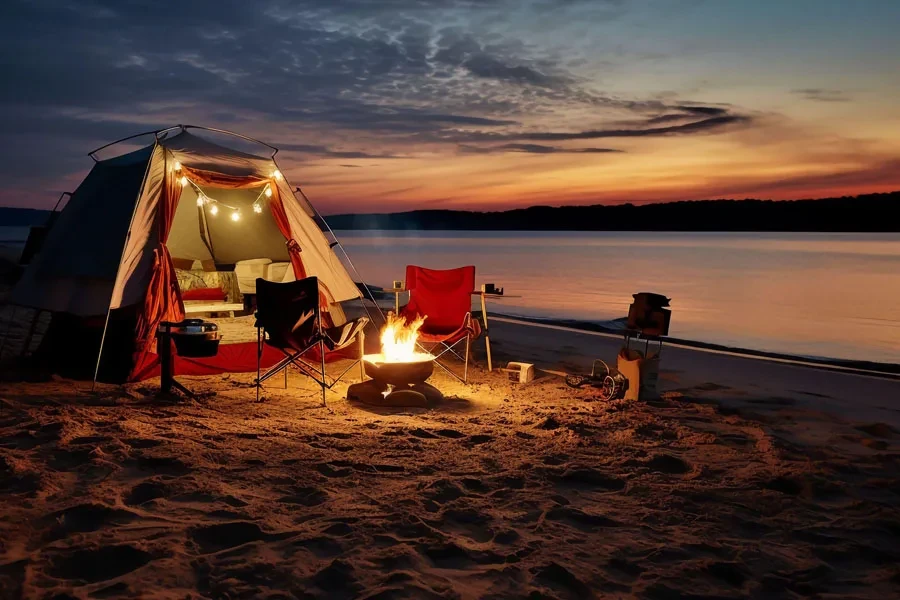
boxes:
[2,295,900,598]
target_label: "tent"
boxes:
[10,125,365,383]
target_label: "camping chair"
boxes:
[399,265,483,383]
[255,276,368,407]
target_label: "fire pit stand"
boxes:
[347,353,442,407]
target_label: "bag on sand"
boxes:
[617,348,661,401]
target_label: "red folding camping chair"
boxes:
[399,265,483,383]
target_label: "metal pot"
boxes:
[167,319,221,357]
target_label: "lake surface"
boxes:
[334,231,900,364]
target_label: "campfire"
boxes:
[347,313,442,406]
[369,313,431,365]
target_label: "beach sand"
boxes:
[2,305,900,598]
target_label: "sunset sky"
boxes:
[1,0,899,214]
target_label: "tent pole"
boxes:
[92,142,158,390]
[292,185,385,326]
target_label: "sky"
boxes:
[1,0,899,214]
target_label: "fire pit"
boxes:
[347,313,442,407]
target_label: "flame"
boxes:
[379,312,426,363]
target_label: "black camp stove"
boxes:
[156,319,220,398]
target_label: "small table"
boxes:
[183,302,245,318]
[386,287,407,314]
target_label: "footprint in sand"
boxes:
[47,545,153,583]
[123,437,164,449]
[131,455,190,476]
[322,521,353,537]
[315,463,353,478]
[419,542,504,569]
[409,428,439,439]
[554,467,625,491]
[546,506,619,531]
[289,535,344,558]
[439,507,494,543]
[124,480,170,505]
[310,558,362,595]
[44,503,138,539]
[467,434,493,445]
[279,486,329,506]
[644,454,692,475]
[531,562,592,597]
[0,457,40,496]
[435,429,467,438]
[189,522,269,554]
[423,479,466,504]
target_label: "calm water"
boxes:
[335,231,900,364]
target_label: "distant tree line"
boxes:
[324,192,899,232]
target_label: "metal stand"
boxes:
[623,329,664,356]
[156,322,197,398]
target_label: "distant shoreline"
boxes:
[324,192,900,232]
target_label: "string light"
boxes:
[179,173,264,221]
[272,169,282,181]
[174,161,182,172]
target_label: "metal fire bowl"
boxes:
[363,353,434,386]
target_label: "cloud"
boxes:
[514,115,750,141]
[791,88,852,102]
[0,0,761,208]
[459,143,623,154]
[278,143,404,159]
[448,109,751,145]
[461,54,568,87]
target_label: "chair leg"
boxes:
[358,330,366,381]
[464,334,470,383]
[319,340,327,408]
[256,327,261,402]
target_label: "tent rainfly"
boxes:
[10,125,364,383]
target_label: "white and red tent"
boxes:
[11,125,363,382]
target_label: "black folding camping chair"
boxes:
[255,276,368,407]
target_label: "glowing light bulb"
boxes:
[209,203,218,216]
[273,169,282,180]
[264,185,272,198]
[196,195,204,207]
[179,176,188,187]
[231,210,241,222]
[174,161,181,172]
[252,202,262,214]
